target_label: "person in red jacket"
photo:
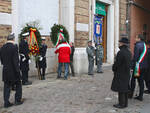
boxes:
[55,39,71,80]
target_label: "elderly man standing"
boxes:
[86,40,95,75]
[0,33,23,108]
[111,37,132,109]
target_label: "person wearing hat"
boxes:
[19,32,32,85]
[37,37,47,80]
[111,37,132,108]
[86,40,95,75]
[95,40,104,73]
[129,34,148,101]
[0,33,23,108]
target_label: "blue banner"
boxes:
[94,16,103,44]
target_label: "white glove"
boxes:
[93,56,95,59]
[39,56,43,61]
[22,57,26,62]
[28,60,31,64]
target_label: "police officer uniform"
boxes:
[19,32,32,85]
[86,40,95,75]
[38,37,47,80]
[95,44,103,73]
[0,33,23,108]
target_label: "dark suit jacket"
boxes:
[0,42,21,83]
[19,39,30,71]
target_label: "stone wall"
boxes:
[0,0,12,47]
[75,0,89,47]
[0,0,11,13]
[0,25,11,47]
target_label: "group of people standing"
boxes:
[0,32,75,108]
[111,34,150,109]
[55,38,75,80]
[0,32,47,108]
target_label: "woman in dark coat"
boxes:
[111,37,132,109]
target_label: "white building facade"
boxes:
[0,0,119,75]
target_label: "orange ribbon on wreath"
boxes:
[29,28,39,56]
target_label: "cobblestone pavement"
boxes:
[0,66,150,113]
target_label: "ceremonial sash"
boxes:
[55,32,65,47]
[134,43,147,77]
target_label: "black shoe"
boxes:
[15,100,23,106]
[144,90,150,94]
[134,96,143,101]
[22,81,32,85]
[113,104,126,109]
[4,102,13,108]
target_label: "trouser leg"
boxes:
[118,92,126,106]
[97,60,103,72]
[15,81,22,102]
[125,93,128,107]
[129,72,136,98]
[22,71,28,83]
[88,59,94,75]
[70,61,74,76]
[137,75,144,98]
[42,68,46,79]
[4,82,11,104]
[64,63,69,79]
[145,80,150,91]
[58,63,62,77]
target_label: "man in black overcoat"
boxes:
[0,33,23,108]
[129,34,148,101]
[111,37,132,109]
[19,32,32,85]
[38,37,47,80]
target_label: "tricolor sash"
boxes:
[55,32,65,47]
[134,43,147,77]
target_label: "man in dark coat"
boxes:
[38,37,47,80]
[69,42,75,76]
[19,32,32,85]
[0,33,23,108]
[129,34,148,101]
[111,37,132,109]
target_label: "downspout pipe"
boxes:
[126,0,131,43]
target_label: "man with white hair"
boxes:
[0,33,23,108]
